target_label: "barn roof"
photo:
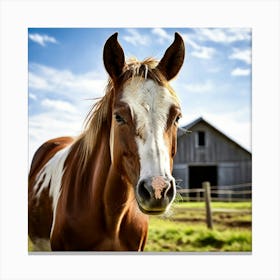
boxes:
[178,117,251,155]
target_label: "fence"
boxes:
[177,182,252,202]
[177,181,252,229]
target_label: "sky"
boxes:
[28,28,251,163]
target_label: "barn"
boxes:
[173,117,252,198]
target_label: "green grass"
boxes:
[28,201,252,252]
[144,201,252,252]
[28,237,34,251]
[174,201,252,210]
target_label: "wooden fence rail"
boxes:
[177,182,252,202]
[177,181,252,229]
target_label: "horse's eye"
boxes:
[115,113,125,124]
[174,115,181,125]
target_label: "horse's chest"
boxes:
[118,214,148,251]
[96,231,145,251]
[94,215,148,251]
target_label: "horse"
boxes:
[28,32,185,251]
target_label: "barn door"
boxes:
[188,165,217,198]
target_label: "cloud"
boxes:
[184,80,214,93]
[207,67,220,73]
[41,98,77,113]
[205,112,251,151]
[229,48,251,64]
[29,71,50,90]
[231,68,251,76]
[180,111,251,152]
[28,63,107,101]
[29,93,37,100]
[191,46,215,59]
[123,29,150,46]
[124,28,217,59]
[195,28,251,44]
[151,28,215,59]
[28,63,108,164]
[182,28,250,60]
[29,111,84,165]
[151,28,172,44]
[183,36,215,59]
[28,33,58,47]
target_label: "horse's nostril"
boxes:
[138,180,152,201]
[165,181,175,201]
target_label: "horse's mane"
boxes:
[74,57,180,171]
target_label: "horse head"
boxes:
[103,32,185,215]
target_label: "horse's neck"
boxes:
[64,126,139,233]
[103,165,139,234]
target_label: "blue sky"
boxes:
[28,28,251,161]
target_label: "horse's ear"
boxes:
[103,33,125,81]
[156,32,185,81]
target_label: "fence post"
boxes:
[203,181,213,229]
[196,190,200,202]
[228,190,232,202]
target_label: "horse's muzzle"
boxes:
[135,176,176,215]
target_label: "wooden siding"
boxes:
[173,119,252,188]
[175,122,251,164]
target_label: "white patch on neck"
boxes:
[121,77,176,180]
[34,145,71,236]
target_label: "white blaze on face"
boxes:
[121,77,177,181]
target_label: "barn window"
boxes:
[197,131,205,147]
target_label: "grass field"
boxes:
[29,201,252,252]
[144,201,252,252]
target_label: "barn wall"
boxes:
[175,122,251,164]
[173,161,252,188]
[173,120,252,189]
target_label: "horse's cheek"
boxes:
[119,137,140,185]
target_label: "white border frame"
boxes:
[1,1,279,279]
